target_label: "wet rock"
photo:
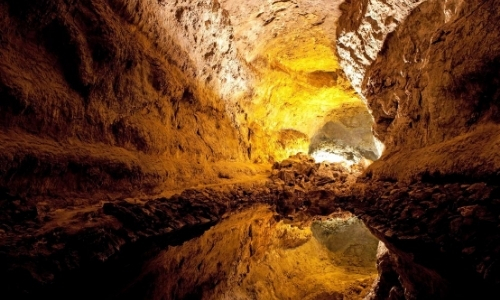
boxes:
[353,179,500,299]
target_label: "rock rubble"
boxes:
[350,180,500,299]
[2,153,500,299]
[0,153,363,298]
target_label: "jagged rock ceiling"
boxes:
[217,0,379,162]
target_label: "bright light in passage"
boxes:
[311,150,354,165]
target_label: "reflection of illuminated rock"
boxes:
[312,215,379,268]
[139,207,378,299]
[4,0,500,299]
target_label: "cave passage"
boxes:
[0,0,383,298]
[2,0,500,299]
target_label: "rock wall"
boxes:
[0,0,253,200]
[361,0,500,181]
[335,1,500,298]
[0,0,384,198]
[3,0,500,299]
[159,0,251,124]
[337,0,424,96]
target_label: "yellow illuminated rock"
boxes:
[139,206,377,300]
[214,0,377,164]
[246,27,369,162]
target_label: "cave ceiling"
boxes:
[217,0,377,162]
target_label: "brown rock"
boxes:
[458,205,477,217]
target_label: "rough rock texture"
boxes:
[333,0,500,298]
[336,0,423,95]
[0,0,379,199]
[268,153,365,218]
[219,0,341,62]
[0,0,261,200]
[3,0,500,299]
[219,0,376,162]
[0,0,381,296]
[361,0,500,181]
[159,0,250,102]
[0,154,376,299]
[349,179,500,299]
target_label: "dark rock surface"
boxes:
[349,179,500,299]
[0,185,274,299]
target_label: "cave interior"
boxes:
[1,0,500,299]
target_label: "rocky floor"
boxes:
[0,153,364,299]
[1,153,499,299]
[349,180,500,299]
